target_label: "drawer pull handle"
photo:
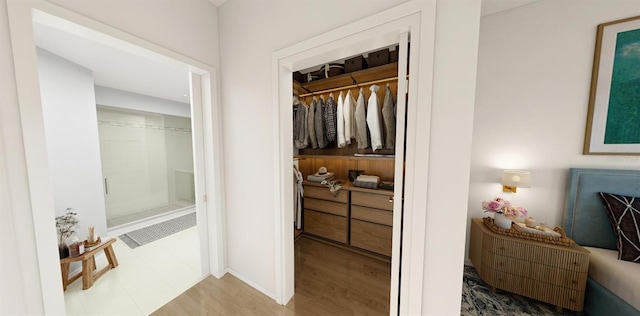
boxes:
[389,196,394,202]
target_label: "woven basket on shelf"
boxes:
[482,217,574,246]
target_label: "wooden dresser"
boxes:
[302,181,394,257]
[469,218,590,312]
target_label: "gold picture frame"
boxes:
[584,15,640,155]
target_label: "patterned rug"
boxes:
[461,265,586,316]
[118,212,196,249]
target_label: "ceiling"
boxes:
[481,0,539,16]
[32,21,191,104]
[208,0,228,7]
[31,0,538,105]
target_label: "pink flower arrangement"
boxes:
[481,197,528,220]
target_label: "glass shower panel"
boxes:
[97,106,195,228]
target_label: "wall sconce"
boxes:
[501,170,531,193]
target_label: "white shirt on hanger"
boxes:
[366,84,383,150]
[337,91,346,148]
[343,90,355,145]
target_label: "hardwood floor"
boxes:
[152,236,391,315]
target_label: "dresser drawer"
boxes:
[526,247,589,272]
[527,279,585,311]
[529,262,587,290]
[482,265,530,295]
[304,185,348,203]
[350,219,392,256]
[482,253,529,277]
[351,191,393,211]
[482,234,524,259]
[304,197,348,217]
[304,209,347,244]
[351,205,393,226]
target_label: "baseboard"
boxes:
[226,268,277,302]
[464,257,474,267]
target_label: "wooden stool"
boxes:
[60,238,119,290]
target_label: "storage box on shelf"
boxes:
[344,55,368,73]
[366,48,390,68]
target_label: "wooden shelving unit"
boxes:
[293,62,400,157]
[296,62,399,94]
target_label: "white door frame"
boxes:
[272,2,436,314]
[6,1,226,314]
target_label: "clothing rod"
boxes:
[297,76,404,98]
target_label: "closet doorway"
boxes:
[291,43,408,315]
[273,9,430,314]
[7,2,226,313]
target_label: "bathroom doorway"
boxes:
[6,2,227,313]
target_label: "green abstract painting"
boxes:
[605,28,640,144]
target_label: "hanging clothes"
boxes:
[303,100,310,147]
[315,96,328,148]
[366,84,384,150]
[293,97,308,149]
[343,90,356,145]
[336,91,346,148]
[308,97,318,149]
[324,94,337,143]
[382,84,396,150]
[354,88,369,149]
[293,165,304,229]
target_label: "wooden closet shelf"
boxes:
[296,62,405,96]
[295,154,395,161]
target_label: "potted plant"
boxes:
[55,208,79,259]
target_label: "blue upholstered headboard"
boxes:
[563,168,640,250]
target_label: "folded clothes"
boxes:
[355,175,380,184]
[353,181,379,189]
[307,174,335,182]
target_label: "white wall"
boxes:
[37,48,108,243]
[218,0,409,297]
[95,85,191,118]
[0,0,220,314]
[467,0,640,259]
[423,0,480,313]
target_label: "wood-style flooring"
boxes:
[152,236,391,315]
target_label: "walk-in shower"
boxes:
[97,105,195,228]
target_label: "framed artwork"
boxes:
[584,15,640,155]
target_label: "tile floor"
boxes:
[63,226,202,316]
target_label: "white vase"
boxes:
[494,212,513,229]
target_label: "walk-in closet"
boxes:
[291,44,408,314]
